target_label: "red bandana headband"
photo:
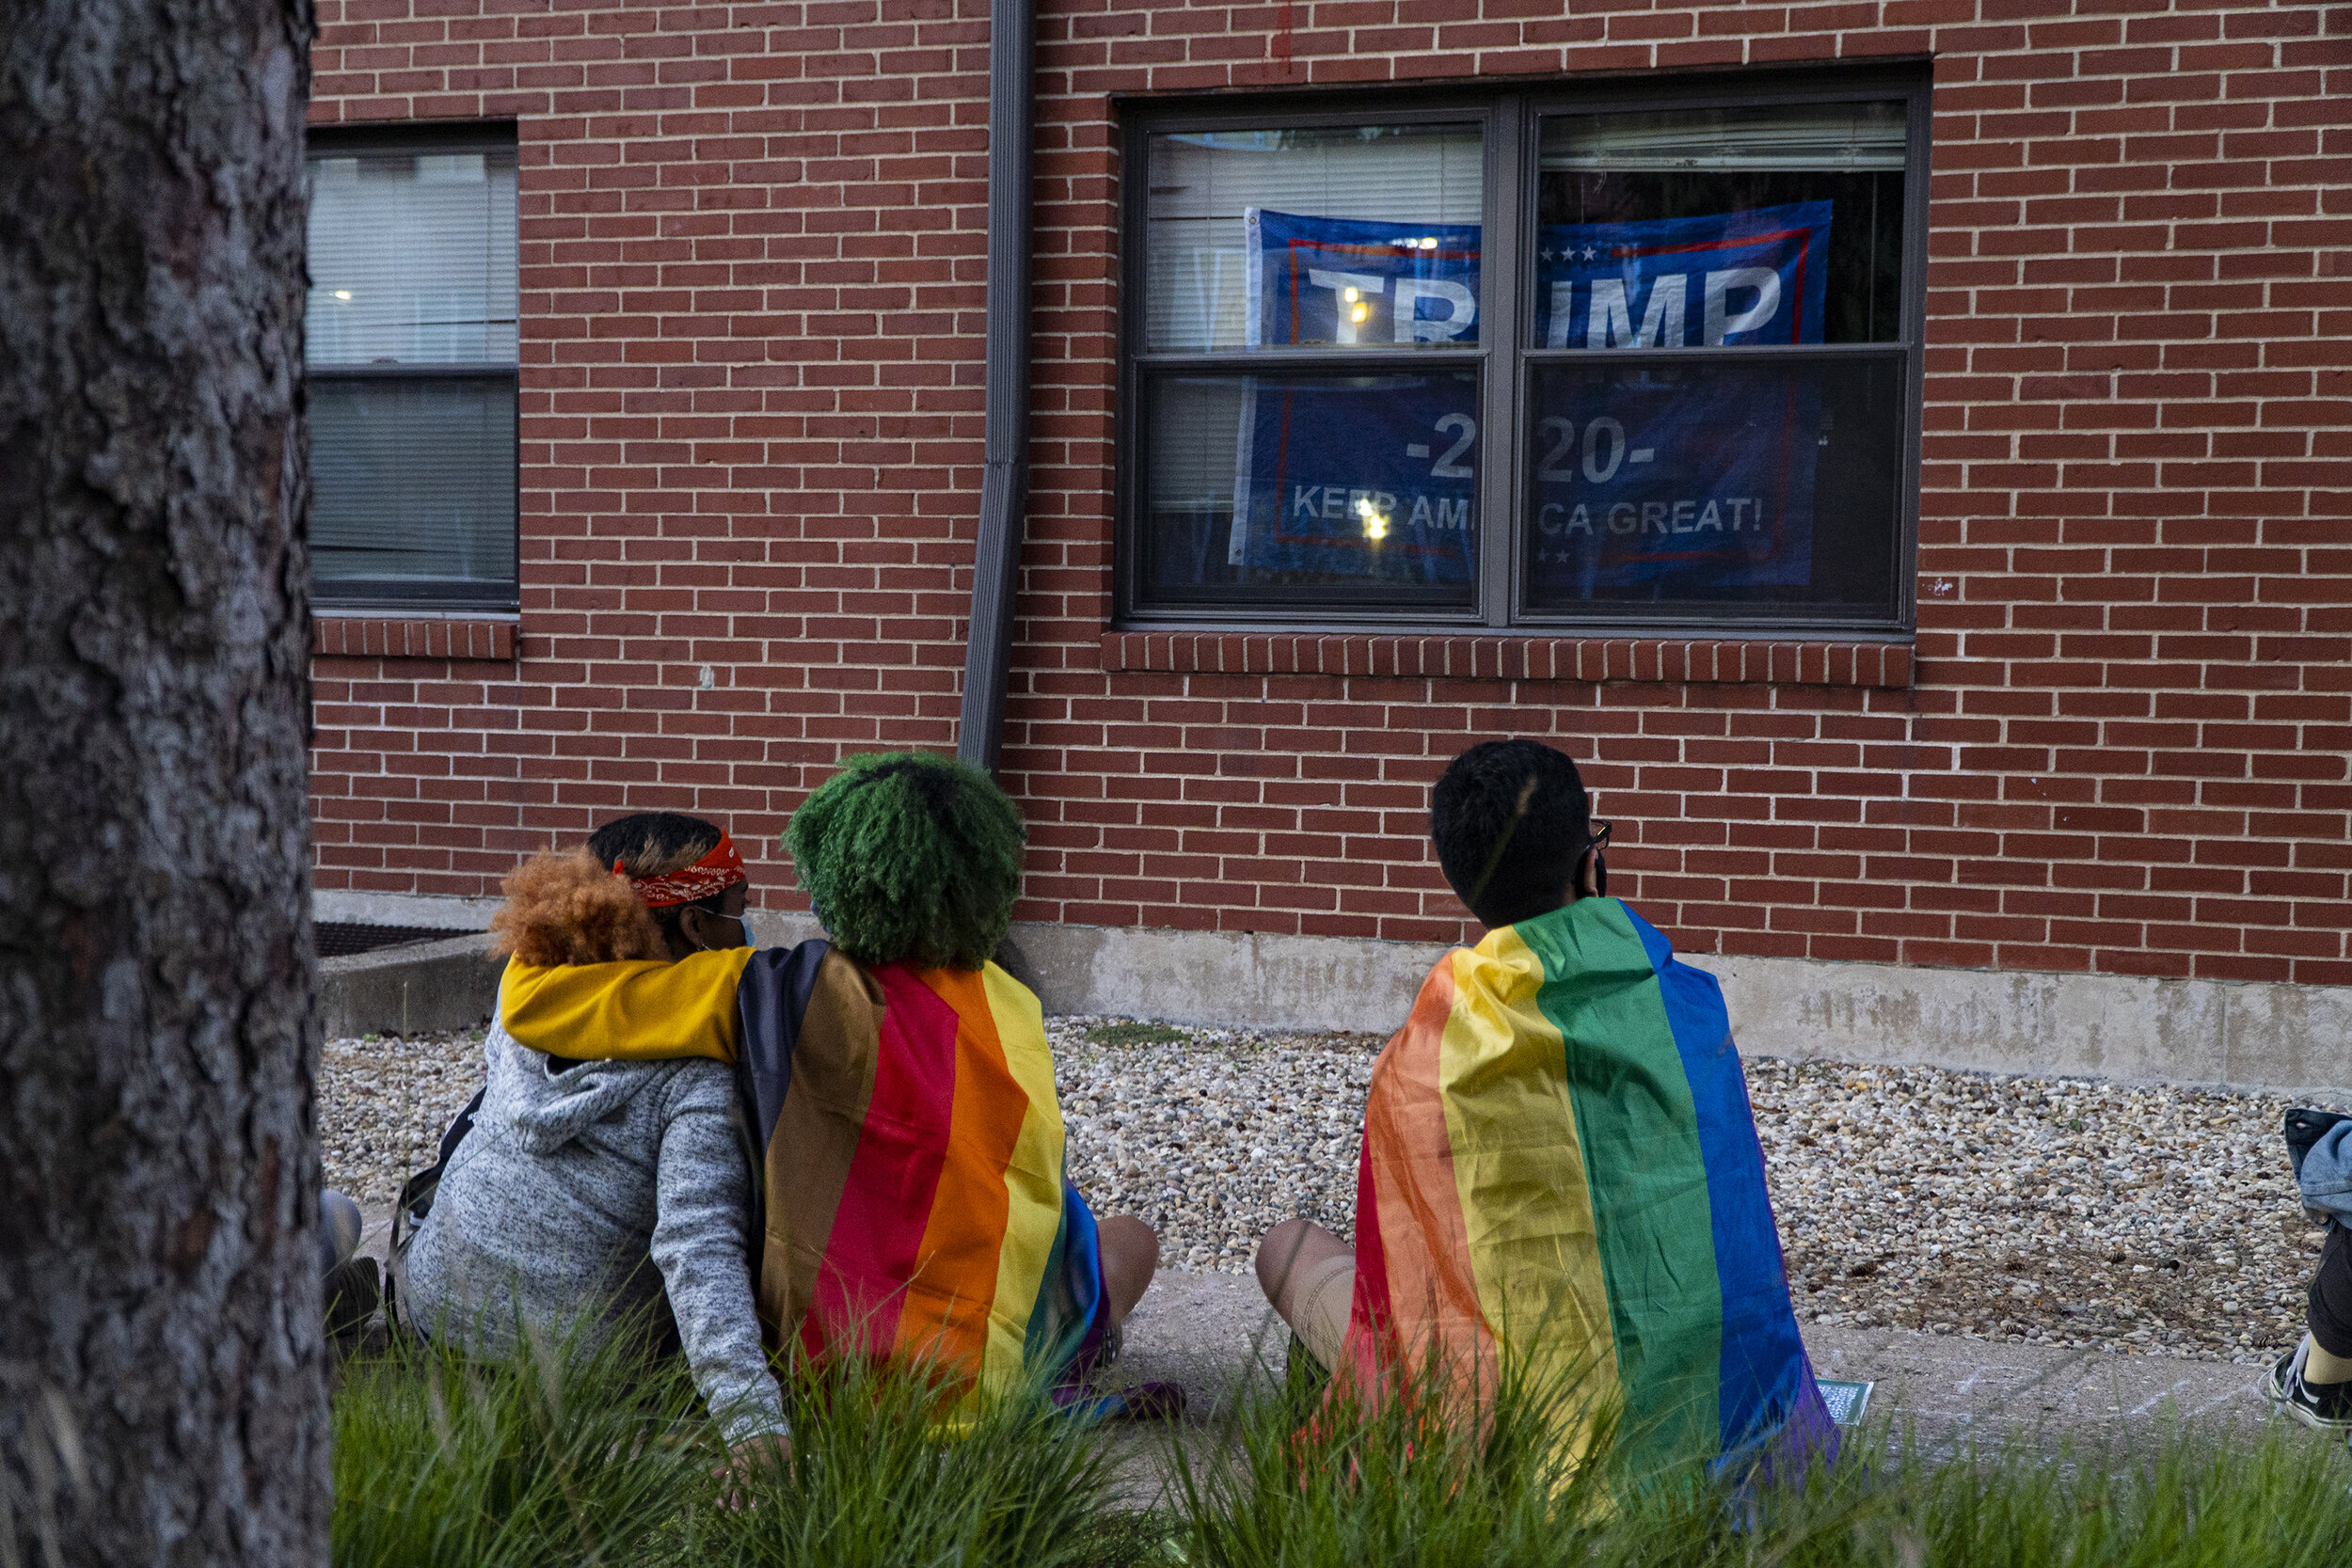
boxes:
[618,832,748,909]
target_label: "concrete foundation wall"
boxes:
[1692,951,2352,1099]
[319,934,504,1040]
[312,893,2352,1097]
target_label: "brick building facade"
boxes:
[307,0,2352,998]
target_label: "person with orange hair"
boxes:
[397,812,789,1452]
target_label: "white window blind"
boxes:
[306,136,519,598]
[1144,126,1482,353]
[310,379,516,585]
[308,150,518,366]
[1148,378,1248,513]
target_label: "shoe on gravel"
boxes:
[2265,1339,2352,1432]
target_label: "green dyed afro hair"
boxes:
[784,751,1026,971]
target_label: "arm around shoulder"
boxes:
[648,1065,790,1444]
[500,948,755,1065]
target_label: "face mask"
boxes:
[686,906,755,953]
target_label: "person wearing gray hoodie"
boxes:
[399,1022,787,1446]
[398,811,787,1450]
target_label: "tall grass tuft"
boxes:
[330,1318,716,1568]
[1870,1423,2352,1568]
[1165,1334,1622,1568]
[682,1351,1121,1568]
[1165,1337,2352,1568]
[327,1314,2352,1568]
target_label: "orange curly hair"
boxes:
[489,848,667,967]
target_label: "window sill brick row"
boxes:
[1099,631,1912,687]
[313,615,516,662]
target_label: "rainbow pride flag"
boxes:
[502,942,1107,1401]
[1344,896,1833,1475]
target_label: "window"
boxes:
[1120,74,1927,635]
[306,127,518,609]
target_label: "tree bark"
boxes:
[0,3,323,1565]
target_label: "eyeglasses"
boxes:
[1590,819,1613,852]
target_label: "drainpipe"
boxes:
[955,0,1036,776]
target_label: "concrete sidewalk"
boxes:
[1114,1270,2282,1450]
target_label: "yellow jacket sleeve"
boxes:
[498,947,755,1064]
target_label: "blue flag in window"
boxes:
[1227,372,1481,587]
[1244,209,1485,349]
[1531,201,1832,349]
[1232,204,1834,594]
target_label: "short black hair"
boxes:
[1429,739,1592,928]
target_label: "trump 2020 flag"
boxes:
[1228,210,1483,585]
[1343,896,1836,1478]
[1529,201,1830,595]
[1244,208,1483,350]
[1531,201,1831,351]
[1231,203,1836,597]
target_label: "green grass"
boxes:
[332,1330,1118,1568]
[678,1354,1119,1568]
[330,1328,2352,1568]
[1085,1021,1194,1049]
[331,1320,714,1568]
[1160,1341,2352,1568]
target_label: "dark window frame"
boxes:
[305,121,521,614]
[1114,66,1932,640]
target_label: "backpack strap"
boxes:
[392,1085,486,1248]
[385,1085,486,1340]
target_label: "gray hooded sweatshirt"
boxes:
[401,1024,787,1444]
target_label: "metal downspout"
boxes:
[955,0,1036,775]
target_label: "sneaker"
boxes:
[2265,1339,2352,1432]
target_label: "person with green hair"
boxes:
[485,751,1169,1415]
[784,750,1029,972]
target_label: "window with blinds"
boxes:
[1120,76,1928,634]
[1136,123,1487,609]
[305,130,518,608]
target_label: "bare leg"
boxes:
[1254,1218,1354,1369]
[1097,1213,1159,1326]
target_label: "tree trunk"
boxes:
[0,3,324,1565]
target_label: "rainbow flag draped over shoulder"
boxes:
[733,943,1105,1391]
[1345,896,1832,1475]
[501,942,1106,1401]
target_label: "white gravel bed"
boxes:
[1749,1057,2331,1366]
[320,1031,485,1208]
[1051,1020,2334,1366]
[1047,1017,1384,1274]
[320,1018,2338,1367]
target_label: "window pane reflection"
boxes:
[308,149,519,366]
[1141,370,1481,606]
[1143,126,1485,353]
[1523,356,1900,616]
[311,377,516,588]
[1534,103,1905,347]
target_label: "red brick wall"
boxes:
[309,0,2352,987]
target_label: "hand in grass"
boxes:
[717,1432,792,1510]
